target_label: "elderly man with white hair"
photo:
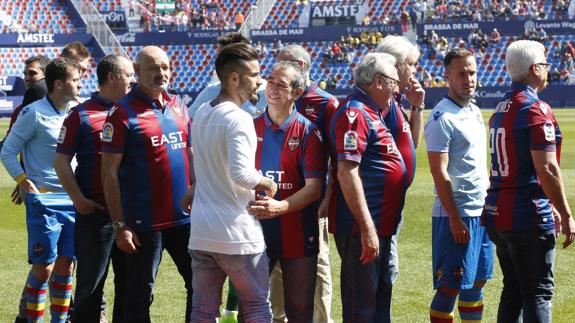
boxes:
[482,40,575,322]
[376,36,425,292]
[328,53,408,322]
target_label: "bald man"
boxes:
[101,46,194,322]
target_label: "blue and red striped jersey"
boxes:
[56,93,112,207]
[328,87,408,236]
[482,83,561,232]
[384,93,416,187]
[295,82,339,139]
[101,86,192,232]
[254,108,326,259]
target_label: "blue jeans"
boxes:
[335,234,393,323]
[189,249,271,323]
[71,211,125,323]
[123,224,193,323]
[487,228,555,323]
[268,255,317,322]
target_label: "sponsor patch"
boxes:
[102,122,114,142]
[288,137,300,151]
[544,121,555,142]
[343,130,358,151]
[305,105,315,115]
[57,126,66,144]
[346,110,359,123]
[33,243,44,256]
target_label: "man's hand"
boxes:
[115,227,141,254]
[265,181,278,198]
[318,195,329,218]
[449,217,470,244]
[248,196,287,220]
[560,215,575,249]
[360,225,380,264]
[11,185,22,205]
[74,197,105,215]
[404,78,425,108]
[181,185,195,213]
[18,178,39,197]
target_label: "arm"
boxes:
[318,168,333,218]
[101,152,140,253]
[403,78,425,148]
[409,107,424,148]
[427,151,470,244]
[532,150,575,248]
[181,146,196,212]
[54,153,104,214]
[248,178,322,219]
[337,160,379,264]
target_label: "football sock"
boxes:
[430,290,456,323]
[458,287,484,322]
[49,274,73,323]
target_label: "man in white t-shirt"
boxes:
[182,43,277,322]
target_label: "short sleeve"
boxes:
[528,101,557,152]
[331,107,369,163]
[101,104,129,154]
[302,127,327,179]
[56,108,82,156]
[425,109,453,153]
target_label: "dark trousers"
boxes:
[487,228,555,323]
[122,223,193,323]
[71,212,125,323]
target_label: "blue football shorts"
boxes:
[432,216,494,289]
[26,192,76,264]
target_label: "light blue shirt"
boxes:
[425,97,488,218]
[188,80,268,119]
[1,96,72,191]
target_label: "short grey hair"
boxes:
[376,35,420,64]
[278,45,311,73]
[271,61,306,90]
[505,40,546,82]
[353,53,396,88]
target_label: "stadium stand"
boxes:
[0,0,77,33]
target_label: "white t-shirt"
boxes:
[188,100,265,254]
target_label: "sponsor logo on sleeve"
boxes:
[346,110,359,123]
[102,122,114,142]
[433,111,442,121]
[288,137,301,151]
[305,105,315,115]
[544,121,555,142]
[343,130,358,151]
[57,126,66,144]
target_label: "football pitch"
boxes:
[0,109,574,322]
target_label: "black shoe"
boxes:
[14,316,27,323]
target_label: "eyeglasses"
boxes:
[534,62,551,70]
[376,73,400,87]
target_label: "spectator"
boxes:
[235,11,244,30]
[490,28,501,44]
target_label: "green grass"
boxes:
[1,110,574,322]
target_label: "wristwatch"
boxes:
[411,103,425,112]
[113,221,126,233]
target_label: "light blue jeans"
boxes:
[189,249,272,323]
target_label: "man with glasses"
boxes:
[482,40,575,322]
[425,48,493,323]
[328,53,408,322]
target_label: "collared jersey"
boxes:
[254,108,326,259]
[295,82,339,139]
[1,96,73,191]
[328,87,408,236]
[56,93,113,207]
[425,97,488,218]
[482,83,560,232]
[101,86,191,232]
[385,93,416,187]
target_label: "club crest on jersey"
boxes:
[305,105,315,115]
[288,137,300,151]
[57,126,67,144]
[544,121,555,141]
[346,110,359,123]
[343,130,358,151]
[102,122,114,142]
